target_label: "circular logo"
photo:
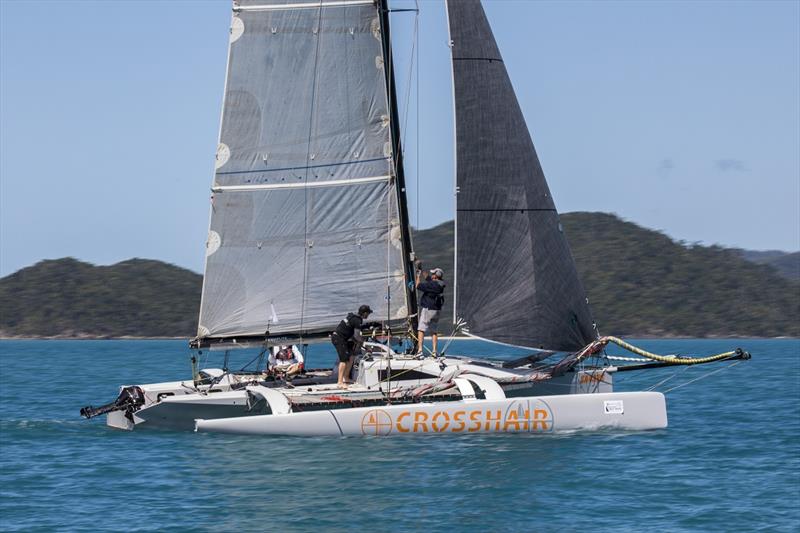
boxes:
[361,409,393,436]
[503,399,554,433]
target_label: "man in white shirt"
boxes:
[268,345,305,377]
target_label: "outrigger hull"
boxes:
[195,391,667,436]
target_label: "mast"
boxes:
[444,0,458,325]
[445,0,596,351]
[377,0,418,330]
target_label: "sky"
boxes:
[1,0,798,276]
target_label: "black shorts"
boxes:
[331,334,354,363]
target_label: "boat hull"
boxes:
[195,391,667,436]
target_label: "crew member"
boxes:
[268,345,305,377]
[331,304,373,388]
[416,262,445,356]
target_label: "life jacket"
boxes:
[334,313,362,339]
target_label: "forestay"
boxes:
[446,0,596,351]
[198,0,411,342]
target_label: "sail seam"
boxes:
[216,157,389,175]
[452,57,503,62]
[234,1,374,12]
[212,175,391,192]
[456,208,556,212]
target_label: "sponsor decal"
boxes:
[603,400,624,415]
[361,409,393,436]
[360,400,554,436]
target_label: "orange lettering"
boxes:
[452,411,466,432]
[432,411,450,432]
[413,411,429,432]
[503,409,521,432]
[396,412,411,433]
[468,410,482,432]
[532,408,549,431]
[485,409,502,431]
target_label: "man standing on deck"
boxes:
[415,262,446,357]
[330,304,373,389]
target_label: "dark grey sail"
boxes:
[196,0,414,345]
[446,0,596,351]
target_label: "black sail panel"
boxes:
[447,0,596,351]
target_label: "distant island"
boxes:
[1,212,797,339]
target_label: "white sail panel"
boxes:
[198,0,409,340]
[215,3,393,187]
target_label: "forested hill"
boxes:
[1,213,798,338]
[412,213,799,338]
[560,213,799,338]
[0,258,201,338]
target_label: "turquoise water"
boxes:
[1,339,798,532]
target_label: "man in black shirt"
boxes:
[416,264,445,356]
[330,304,373,388]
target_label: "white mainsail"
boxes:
[197,0,413,343]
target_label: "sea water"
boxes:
[0,339,798,532]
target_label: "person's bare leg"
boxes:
[432,334,438,356]
[417,330,425,354]
[344,357,355,383]
[337,361,348,388]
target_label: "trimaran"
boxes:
[81,0,750,436]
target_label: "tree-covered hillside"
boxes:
[411,213,799,338]
[561,213,799,337]
[0,258,201,337]
[737,250,800,281]
[1,213,797,338]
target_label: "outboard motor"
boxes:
[80,386,145,421]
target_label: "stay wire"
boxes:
[299,5,326,344]
[662,360,744,394]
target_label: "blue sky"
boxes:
[1,0,798,276]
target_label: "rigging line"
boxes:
[400,10,418,153]
[299,4,326,343]
[406,328,437,357]
[646,364,691,392]
[439,318,465,356]
[662,360,744,394]
[415,0,420,232]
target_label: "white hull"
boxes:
[195,391,667,436]
[106,365,612,431]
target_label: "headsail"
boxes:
[197,0,414,344]
[446,0,596,351]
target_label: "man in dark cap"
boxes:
[330,304,373,388]
[415,263,445,356]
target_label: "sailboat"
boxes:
[81,0,749,435]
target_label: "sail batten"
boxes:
[447,0,596,352]
[198,0,411,341]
